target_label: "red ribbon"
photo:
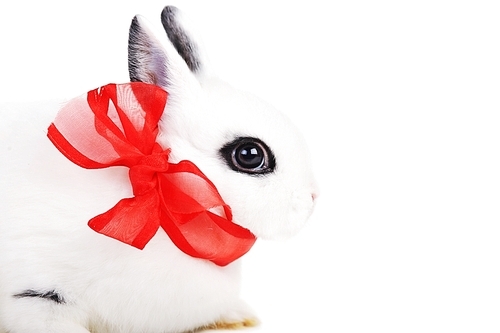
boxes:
[47,82,256,266]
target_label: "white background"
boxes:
[1,1,499,332]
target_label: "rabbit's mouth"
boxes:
[244,189,316,241]
[284,190,316,237]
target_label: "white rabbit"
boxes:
[0,6,316,333]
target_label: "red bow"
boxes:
[47,82,256,266]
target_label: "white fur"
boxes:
[0,9,316,333]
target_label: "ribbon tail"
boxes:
[157,168,257,266]
[88,192,161,249]
[160,211,256,266]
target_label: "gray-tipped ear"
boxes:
[161,6,203,74]
[128,15,170,87]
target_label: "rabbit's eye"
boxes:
[220,137,275,175]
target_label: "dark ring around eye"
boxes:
[220,137,276,175]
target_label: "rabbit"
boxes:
[0,5,317,333]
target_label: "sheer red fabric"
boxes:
[47,82,256,266]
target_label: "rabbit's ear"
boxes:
[128,14,198,91]
[160,6,206,75]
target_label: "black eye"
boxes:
[220,137,276,175]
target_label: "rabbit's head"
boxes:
[128,7,317,240]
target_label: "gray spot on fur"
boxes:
[13,289,66,304]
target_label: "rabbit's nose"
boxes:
[310,181,320,202]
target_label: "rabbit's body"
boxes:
[0,104,245,332]
[0,7,316,333]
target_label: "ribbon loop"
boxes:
[47,82,256,266]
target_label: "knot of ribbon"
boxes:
[129,147,170,196]
[47,82,256,266]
